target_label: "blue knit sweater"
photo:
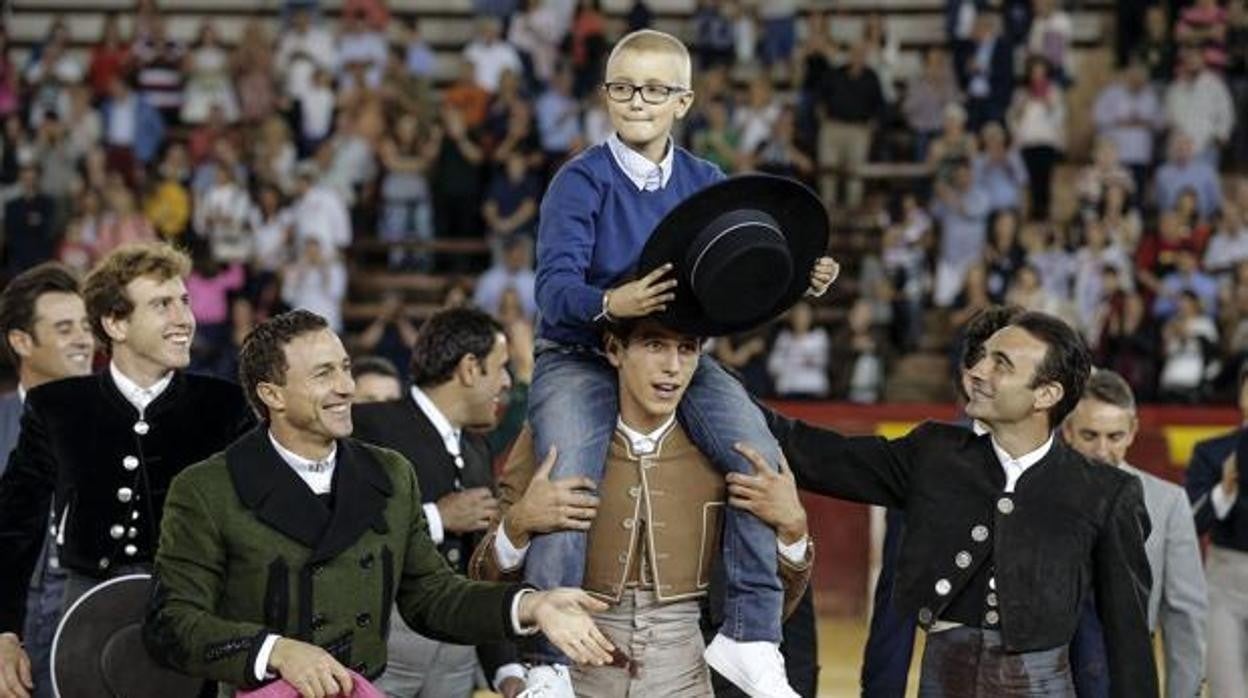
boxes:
[535,142,724,347]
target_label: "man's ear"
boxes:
[604,334,625,369]
[455,353,479,387]
[1035,381,1063,413]
[256,381,285,417]
[99,313,128,345]
[7,329,34,361]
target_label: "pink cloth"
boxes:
[187,263,245,324]
[236,671,383,698]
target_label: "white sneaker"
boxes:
[518,664,576,698]
[704,634,800,698]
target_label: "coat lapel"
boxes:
[228,427,331,550]
[308,438,394,564]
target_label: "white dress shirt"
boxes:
[607,132,674,191]
[990,433,1054,493]
[495,415,809,568]
[109,362,173,413]
[409,385,463,545]
[1211,483,1236,520]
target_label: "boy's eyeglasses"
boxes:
[602,82,689,104]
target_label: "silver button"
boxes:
[131,511,140,521]
[117,487,133,503]
[133,420,149,435]
[123,456,139,471]
[917,607,933,625]
[971,525,989,542]
[447,548,460,563]
[618,553,629,564]
[109,525,125,540]
[98,557,110,570]
[127,527,138,539]
[955,551,972,569]
[989,576,997,591]
[124,544,137,557]
[985,610,1000,625]
[987,592,998,607]
[997,497,1014,515]
[628,486,641,498]
[622,519,634,529]
[935,578,952,596]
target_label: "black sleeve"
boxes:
[475,639,521,689]
[760,401,917,509]
[0,400,56,633]
[1185,440,1227,535]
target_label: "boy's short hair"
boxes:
[82,242,191,350]
[606,30,692,88]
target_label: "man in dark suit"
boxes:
[1185,364,1248,697]
[0,243,255,698]
[733,311,1155,697]
[352,307,524,697]
[0,263,95,698]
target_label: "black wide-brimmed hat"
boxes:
[636,174,830,337]
[52,574,204,698]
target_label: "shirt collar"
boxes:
[990,432,1054,472]
[268,431,337,475]
[616,413,677,456]
[109,361,174,413]
[410,384,461,454]
[607,132,674,191]
[16,385,26,404]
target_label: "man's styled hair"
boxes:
[1083,369,1137,414]
[603,318,700,349]
[409,307,504,388]
[1011,312,1093,428]
[351,355,400,381]
[238,310,329,421]
[0,263,81,365]
[607,29,693,87]
[82,242,191,349]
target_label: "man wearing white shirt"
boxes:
[144,309,613,695]
[0,243,254,698]
[763,311,1156,697]
[468,317,815,698]
[275,8,338,101]
[1165,47,1235,166]
[462,18,524,93]
[0,264,94,698]
[1186,362,1248,698]
[352,308,528,698]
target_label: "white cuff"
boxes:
[423,503,445,545]
[777,535,809,564]
[510,588,540,636]
[494,518,530,571]
[254,634,281,681]
[1212,483,1236,520]
[492,662,526,691]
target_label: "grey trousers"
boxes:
[375,606,478,698]
[917,626,1075,698]
[570,590,712,698]
[1207,545,1248,698]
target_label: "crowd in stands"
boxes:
[0,0,1246,404]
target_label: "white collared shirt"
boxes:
[109,362,173,413]
[409,385,462,545]
[616,414,677,456]
[991,433,1054,493]
[268,432,337,495]
[607,132,674,191]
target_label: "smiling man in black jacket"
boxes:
[732,311,1155,697]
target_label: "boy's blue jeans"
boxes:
[525,343,784,663]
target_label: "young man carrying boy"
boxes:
[529,28,835,697]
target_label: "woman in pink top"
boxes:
[186,243,246,377]
[95,183,158,255]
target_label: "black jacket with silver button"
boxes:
[765,416,1157,698]
[0,371,254,632]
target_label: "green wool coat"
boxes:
[143,427,525,691]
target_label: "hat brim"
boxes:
[636,174,829,337]
[53,574,204,698]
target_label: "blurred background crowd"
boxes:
[0,0,1245,405]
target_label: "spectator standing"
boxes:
[932,158,991,307]
[816,41,885,210]
[1154,248,1220,321]
[100,74,165,182]
[758,0,797,69]
[87,14,130,101]
[464,18,525,93]
[768,300,831,399]
[430,106,485,269]
[275,7,337,104]
[692,0,735,69]
[482,150,540,242]
[983,208,1026,303]
[1165,47,1236,165]
[1026,0,1074,82]
[2,166,56,279]
[95,182,157,255]
[182,22,239,124]
[291,163,352,255]
[903,48,961,161]
[960,13,1014,129]
[131,16,184,125]
[535,67,585,168]
[734,75,782,157]
[281,238,348,331]
[195,164,255,265]
[1076,138,1135,220]
[1155,133,1223,220]
[1008,56,1066,220]
[379,113,437,270]
[233,18,277,125]
[1159,290,1220,401]
[1093,62,1164,196]
[973,121,1028,213]
[474,233,538,321]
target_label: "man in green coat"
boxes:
[144,310,614,697]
